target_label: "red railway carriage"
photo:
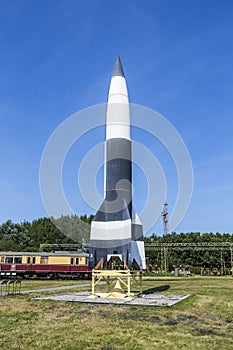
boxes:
[0,251,92,279]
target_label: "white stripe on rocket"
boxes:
[91,219,132,240]
[106,75,130,141]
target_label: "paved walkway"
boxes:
[1,282,92,296]
[21,282,91,294]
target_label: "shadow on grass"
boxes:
[143,285,170,295]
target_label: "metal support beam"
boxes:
[146,242,233,274]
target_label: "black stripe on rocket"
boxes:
[93,138,132,222]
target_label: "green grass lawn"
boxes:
[0,277,232,350]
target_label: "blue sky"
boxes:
[0,0,233,235]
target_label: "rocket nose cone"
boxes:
[112,55,125,78]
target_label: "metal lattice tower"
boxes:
[161,202,169,236]
[145,242,233,274]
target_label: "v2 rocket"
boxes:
[89,56,146,270]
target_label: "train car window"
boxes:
[70,257,74,265]
[75,258,79,264]
[32,257,36,264]
[27,257,31,264]
[85,257,89,265]
[1,256,5,263]
[5,256,13,264]
[14,257,22,264]
[40,256,48,264]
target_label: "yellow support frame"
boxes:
[91,269,143,298]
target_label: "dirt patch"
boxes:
[177,313,197,321]
[225,318,232,323]
[123,314,143,321]
[164,318,178,325]
[192,328,216,336]
[150,316,161,323]
[100,311,111,317]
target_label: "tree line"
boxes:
[0,216,232,272]
[0,215,93,252]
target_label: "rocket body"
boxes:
[89,56,145,270]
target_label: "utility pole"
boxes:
[161,202,169,236]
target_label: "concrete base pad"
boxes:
[34,291,190,307]
[88,292,135,301]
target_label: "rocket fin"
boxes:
[131,207,144,241]
[130,208,146,269]
[131,240,146,269]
